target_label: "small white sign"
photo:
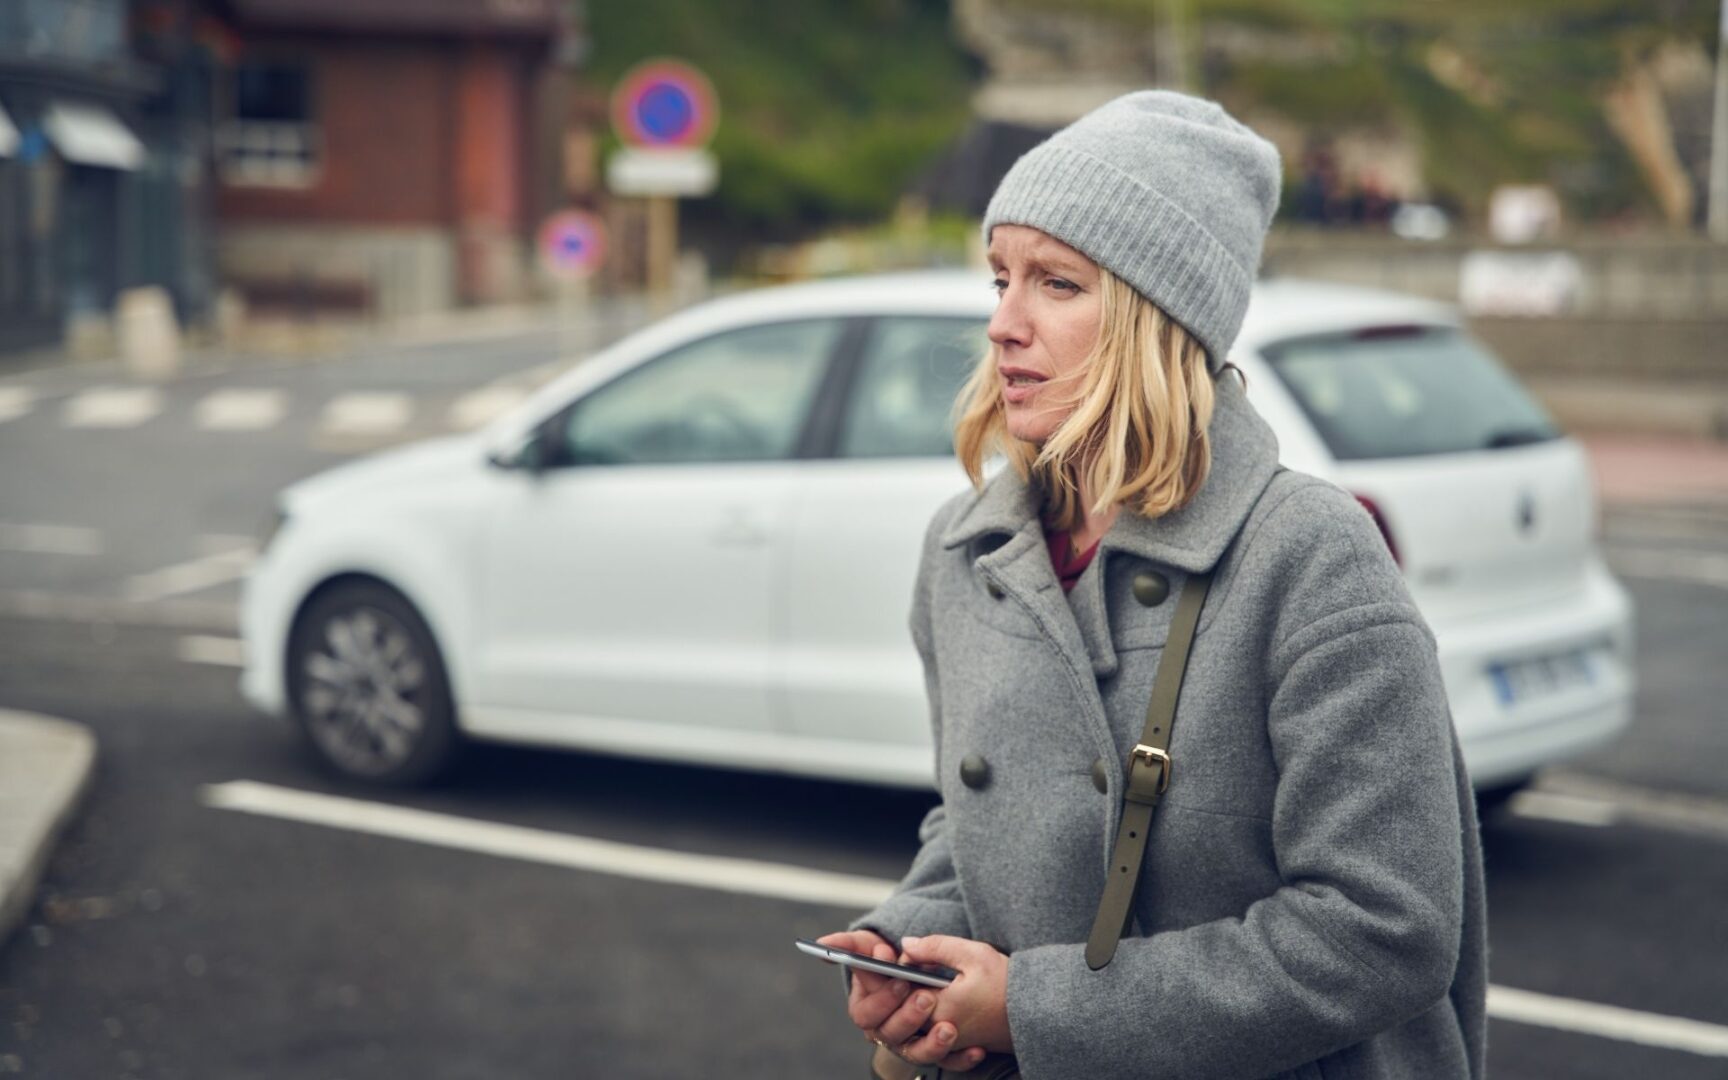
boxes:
[1459,250,1583,317]
[607,147,718,197]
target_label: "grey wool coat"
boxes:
[854,374,1488,1080]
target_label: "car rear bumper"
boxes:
[1436,558,1635,790]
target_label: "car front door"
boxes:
[472,318,846,750]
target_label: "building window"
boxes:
[217,60,319,187]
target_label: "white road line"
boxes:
[1509,790,1618,828]
[195,388,288,432]
[200,780,894,909]
[177,635,245,667]
[1538,772,1728,841]
[1488,986,1728,1058]
[200,778,1728,1057]
[0,522,103,556]
[196,533,260,556]
[125,545,256,603]
[1607,548,1728,591]
[448,385,529,431]
[320,392,412,436]
[62,386,164,429]
[0,386,34,422]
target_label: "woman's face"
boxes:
[986,225,1103,446]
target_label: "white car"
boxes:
[240,272,1634,800]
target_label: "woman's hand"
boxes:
[816,930,993,1073]
[881,935,1013,1067]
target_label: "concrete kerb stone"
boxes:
[0,710,97,949]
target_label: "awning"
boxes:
[0,102,18,159]
[42,102,144,170]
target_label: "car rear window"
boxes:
[1261,326,1561,460]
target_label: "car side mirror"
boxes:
[486,427,551,474]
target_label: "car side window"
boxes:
[837,317,986,459]
[557,319,841,466]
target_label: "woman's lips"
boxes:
[999,367,1047,406]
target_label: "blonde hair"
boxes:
[952,268,1220,533]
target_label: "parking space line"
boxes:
[199,780,895,909]
[1509,791,1618,828]
[201,779,1728,1056]
[1488,986,1728,1058]
[177,635,245,667]
[0,522,103,556]
[0,386,34,422]
[125,545,256,602]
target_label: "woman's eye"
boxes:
[989,278,1008,294]
[1046,277,1079,293]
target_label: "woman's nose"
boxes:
[987,287,1030,349]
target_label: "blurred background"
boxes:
[2,1,1727,1078]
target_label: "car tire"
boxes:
[1474,777,1530,822]
[286,581,462,787]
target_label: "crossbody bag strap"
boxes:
[1084,567,1214,971]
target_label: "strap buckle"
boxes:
[1126,744,1171,803]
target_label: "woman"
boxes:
[817,91,1487,1079]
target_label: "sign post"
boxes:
[1709,0,1728,240]
[608,59,720,299]
[537,208,607,359]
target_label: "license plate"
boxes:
[1488,648,1596,707]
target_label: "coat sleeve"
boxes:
[850,508,973,946]
[1004,497,1466,1080]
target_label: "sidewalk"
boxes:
[0,711,95,949]
[1579,431,1728,506]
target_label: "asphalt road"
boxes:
[2,327,1727,1078]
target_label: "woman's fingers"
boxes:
[938,1045,989,1072]
[873,986,939,1047]
[848,974,912,1031]
[895,1020,962,1066]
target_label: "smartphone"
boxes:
[795,938,956,988]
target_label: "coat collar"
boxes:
[939,373,1282,575]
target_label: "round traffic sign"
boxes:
[538,209,606,279]
[611,59,718,149]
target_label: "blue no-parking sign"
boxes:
[611,59,718,149]
[538,209,606,280]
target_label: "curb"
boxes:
[0,710,97,949]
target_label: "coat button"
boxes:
[959,754,991,789]
[1091,757,1112,794]
[1132,571,1170,607]
[985,580,1005,600]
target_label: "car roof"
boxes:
[667,270,1461,356]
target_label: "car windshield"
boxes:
[1261,326,1562,460]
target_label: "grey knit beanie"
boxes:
[983,90,1282,367]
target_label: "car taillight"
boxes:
[1353,493,1402,567]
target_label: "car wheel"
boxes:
[1474,777,1531,822]
[286,581,462,786]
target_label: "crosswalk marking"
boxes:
[449,385,529,430]
[0,386,34,422]
[196,388,288,432]
[63,386,164,429]
[320,392,412,436]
